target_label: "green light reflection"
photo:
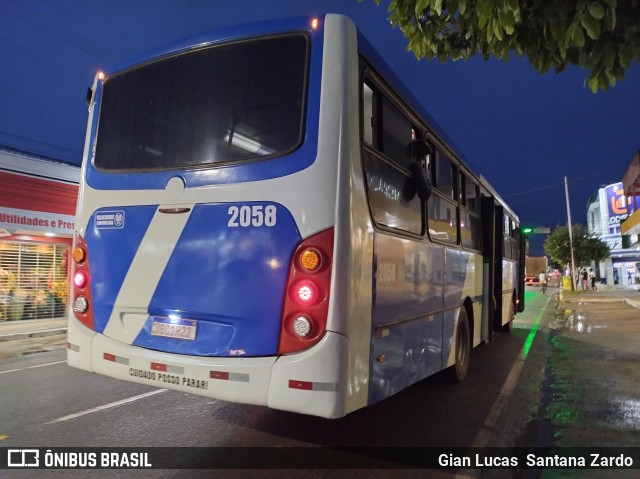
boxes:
[522,295,551,359]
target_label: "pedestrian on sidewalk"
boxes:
[589,268,597,291]
[582,269,589,290]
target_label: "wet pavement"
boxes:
[0,285,639,458]
[540,286,640,449]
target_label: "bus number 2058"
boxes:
[227,204,277,228]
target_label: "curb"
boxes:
[559,291,640,310]
[625,298,640,310]
[0,328,68,342]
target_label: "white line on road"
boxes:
[455,296,551,479]
[0,360,66,375]
[472,296,552,447]
[46,389,168,424]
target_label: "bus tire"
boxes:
[446,308,470,383]
[502,300,515,333]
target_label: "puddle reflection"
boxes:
[552,310,607,333]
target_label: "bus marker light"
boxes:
[210,371,250,382]
[300,249,320,272]
[289,379,313,390]
[295,280,318,304]
[151,362,168,372]
[310,18,320,30]
[74,271,87,288]
[292,315,312,338]
[289,379,338,391]
[73,296,88,314]
[104,353,116,362]
[72,246,86,264]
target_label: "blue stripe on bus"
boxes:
[132,202,301,356]
[86,206,157,333]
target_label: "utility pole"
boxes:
[565,176,577,290]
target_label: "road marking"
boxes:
[471,296,551,449]
[0,360,66,375]
[46,389,168,424]
[454,296,550,479]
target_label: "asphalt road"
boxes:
[0,288,638,478]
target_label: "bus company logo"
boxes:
[95,210,125,229]
[7,449,39,467]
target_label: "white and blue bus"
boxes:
[68,14,525,418]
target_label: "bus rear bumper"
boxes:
[67,316,349,418]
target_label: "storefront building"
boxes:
[587,179,640,285]
[621,150,640,254]
[0,147,79,320]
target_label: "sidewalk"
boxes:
[0,317,67,342]
[0,316,68,360]
[559,283,640,309]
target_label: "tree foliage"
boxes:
[543,224,610,268]
[367,0,640,92]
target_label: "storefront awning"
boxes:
[621,209,640,235]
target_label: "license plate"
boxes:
[150,317,197,341]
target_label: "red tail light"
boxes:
[71,232,94,330]
[278,228,334,354]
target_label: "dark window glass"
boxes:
[95,34,308,171]
[363,150,422,234]
[461,210,481,250]
[363,83,376,146]
[464,175,479,213]
[381,97,414,166]
[503,215,512,259]
[434,150,456,199]
[427,193,458,243]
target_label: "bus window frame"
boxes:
[360,65,426,239]
[92,31,312,174]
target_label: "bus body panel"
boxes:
[369,233,444,403]
[370,235,485,403]
[502,259,517,325]
[319,14,371,414]
[69,315,348,417]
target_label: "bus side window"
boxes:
[433,149,456,200]
[361,79,423,235]
[363,150,422,235]
[460,173,481,250]
[362,83,376,146]
[427,193,458,244]
[380,96,413,166]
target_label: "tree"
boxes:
[543,224,610,268]
[367,0,640,92]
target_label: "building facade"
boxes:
[587,179,640,285]
[0,148,79,321]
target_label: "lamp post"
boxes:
[565,176,577,290]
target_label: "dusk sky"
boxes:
[1,0,639,254]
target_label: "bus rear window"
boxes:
[94,33,309,171]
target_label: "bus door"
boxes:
[481,196,504,340]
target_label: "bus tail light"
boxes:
[279,228,334,354]
[71,232,94,330]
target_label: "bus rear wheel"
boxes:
[502,301,515,333]
[446,308,470,383]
